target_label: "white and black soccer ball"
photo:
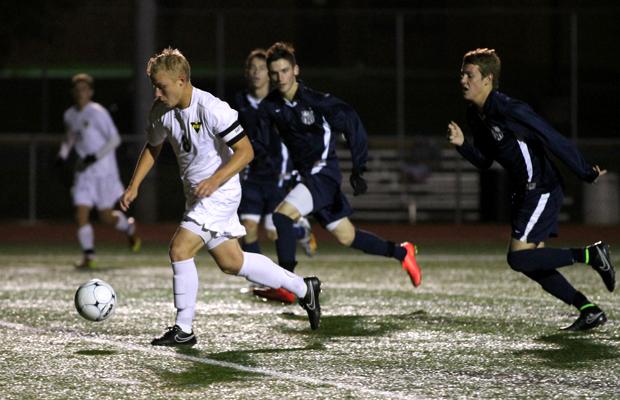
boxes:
[74,279,117,322]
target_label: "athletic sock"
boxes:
[77,224,94,252]
[238,252,307,298]
[570,248,586,263]
[570,291,591,310]
[172,258,198,334]
[292,224,306,240]
[272,212,297,271]
[351,229,404,260]
[522,269,576,305]
[112,210,129,232]
[241,240,261,254]
[507,248,574,273]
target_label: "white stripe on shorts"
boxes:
[519,192,550,242]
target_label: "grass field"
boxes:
[1,240,619,399]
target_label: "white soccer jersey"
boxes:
[146,87,245,196]
[62,102,121,178]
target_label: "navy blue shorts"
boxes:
[303,173,353,227]
[510,185,563,244]
[238,180,286,216]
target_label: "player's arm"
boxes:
[57,121,76,165]
[194,135,254,198]
[120,142,162,211]
[447,120,493,169]
[323,96,369,195]
[507,102,603,182]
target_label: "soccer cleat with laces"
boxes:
[298,277,321,330]
[151,325,197,346]
[252,287,296,304]
[401,242,422,287]
[561,305,607,331]
[297,217,318,257]
[586,241,615,292]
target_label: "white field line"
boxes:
[0,320,420,400]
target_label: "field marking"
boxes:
[0,319,420,400]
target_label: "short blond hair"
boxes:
[71,73,94,89]
[147,47,191,81]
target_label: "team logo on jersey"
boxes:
[490,125,504,141]
[301,109,315,125]
[191,121,202,133]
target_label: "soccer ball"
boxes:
[74,279,117,322]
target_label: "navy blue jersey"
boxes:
[258,82,368,183]
[458,90,597,193]
[232,90,288,183]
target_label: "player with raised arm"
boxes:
[232,48,318,304]
[120,48,321,346]
[57,73,140,269]
[257,42,422,288]
[447,48,615,331]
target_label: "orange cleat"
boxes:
[401,242,421,287]
[252,287,296,304]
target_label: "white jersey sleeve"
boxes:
[146,100,169,146]
[206,99,245,146]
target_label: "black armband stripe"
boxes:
[226,130,246,146]
[218,120,241,139]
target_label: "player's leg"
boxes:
[97,208,141,252]
[209,237,321,330]
[151,225,204,346]
[240,217,261,253]
[272,198,304,272]
[328,216,421,287]
[507,187,607,330]
[75,204,96,269]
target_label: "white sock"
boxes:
[77,224,94,252]
[238,252,307,298]
[172,258,199,334]
[112,210,132,234]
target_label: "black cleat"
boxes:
[561,305,607,332]
[151,325,197,346]
[587,241,615,292]
[299,277,321,330]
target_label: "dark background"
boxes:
[1,0,618,223]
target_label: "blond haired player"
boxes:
[120,48,321,346]
[57,73,140,269]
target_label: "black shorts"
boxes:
[303,173,353,227]
[510,185,563,244]
[238,180,286,217]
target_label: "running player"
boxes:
[447,48,615,331]
[232,48,318,303]
[120,47,321,346]
[57,73,140,269]
[257,42,421,288]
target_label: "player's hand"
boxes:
[120,187,138,212]
[591,165,607,183]
[350,166,368,196]
[194,176,221,198]
[447,121,465,146]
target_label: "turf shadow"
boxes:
[512,332,620,370]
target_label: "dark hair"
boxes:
[266,42,297,66]
[245,48,267,69]
[463,48,501,89]
[71,73,94,89]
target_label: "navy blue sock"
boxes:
[570,247,586,263]
[506,248,574,273]
[521,269,577,305]
[241,240,261,254]
[351,229,404,260]
[570,291,591,310]
[293,225,305,240]
[272,212,297,272]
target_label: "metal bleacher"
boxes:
[336,145,480,223]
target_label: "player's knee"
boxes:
[266,229,278,241]
[507,250,530,272]
[216,256,243,275]
[334,231,354,247]
[169,243,191,262]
